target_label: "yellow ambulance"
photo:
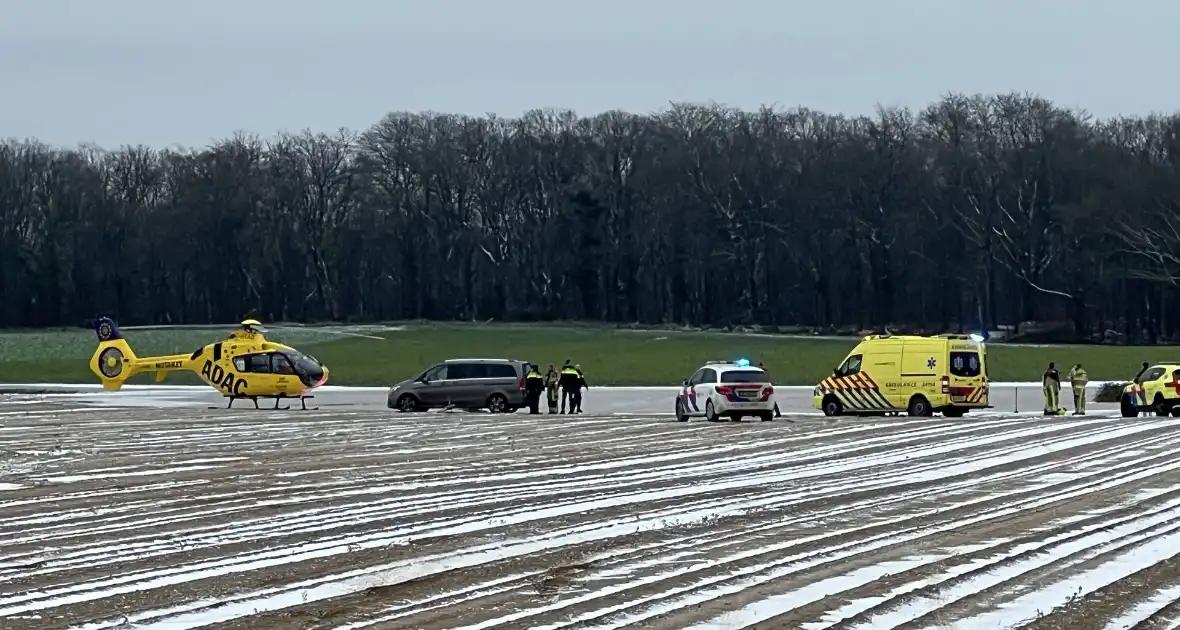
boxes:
[812,334,990,418]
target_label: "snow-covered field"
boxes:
[3,394,1180,629]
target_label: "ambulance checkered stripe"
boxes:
[818,372,897,410]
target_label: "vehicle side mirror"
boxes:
[833,368,840,376]
[682,379,688,386]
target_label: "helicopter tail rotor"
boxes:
[89,317,139,391]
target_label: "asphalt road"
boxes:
[0,382,1120,416]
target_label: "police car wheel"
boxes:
[676,400,688,422]
[705,400,719,422]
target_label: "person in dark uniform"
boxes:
[559,360,580,413]
[571,364,588,413]
[524,364,545,414]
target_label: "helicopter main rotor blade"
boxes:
[119,322,390,341]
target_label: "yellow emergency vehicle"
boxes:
[813,334,990,418]
[1120,363,1180,417]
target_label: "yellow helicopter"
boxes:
[88,317,329,410]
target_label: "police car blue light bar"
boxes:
[735,358,751,367]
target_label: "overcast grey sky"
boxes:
[2,0,1178,149]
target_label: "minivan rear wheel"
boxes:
[487,393,509,413]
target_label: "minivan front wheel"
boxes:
[487,393,509,413]
[395,394,420,413]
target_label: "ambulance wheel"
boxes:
[1121,395,1138,418]
[705,400,720,422]
[943,408,965,418]
[676,400,689,422]
[821,395,843,417]
[1155,394,1170,417]
[395,393,421,412]
[907,396,933,417]
[1172,407,1180,418]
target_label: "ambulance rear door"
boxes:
[947,343,986,406]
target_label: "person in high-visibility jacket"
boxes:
[524,364,545,414]
[1043,362,1062,415]
[559,360,580,414]
[1067,363,1088,415]
[544,363,560,413]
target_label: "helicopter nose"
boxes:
[313,365,328,388]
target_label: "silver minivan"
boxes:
[387,358,530,413]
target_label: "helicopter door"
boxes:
[245,354,272,373]
[270,353,298,378]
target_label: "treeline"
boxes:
[3,92,1180,341]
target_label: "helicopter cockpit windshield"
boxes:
[279,350,326,387]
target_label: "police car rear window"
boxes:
[720,370,766,383]
[950,352,982,377]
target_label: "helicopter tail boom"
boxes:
[89,317,191,390]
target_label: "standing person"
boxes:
[1043,362,1062,415]
[1131,362,1151,412]
[524,364,545,414]
[1067,363,1089,415]
[572,364,589,413]
[559,360,580,414]
[544,363,560,414]
[758,361,781,417]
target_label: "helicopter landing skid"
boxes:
[215,394,318,411]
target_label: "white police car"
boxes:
[675,359,775,422]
